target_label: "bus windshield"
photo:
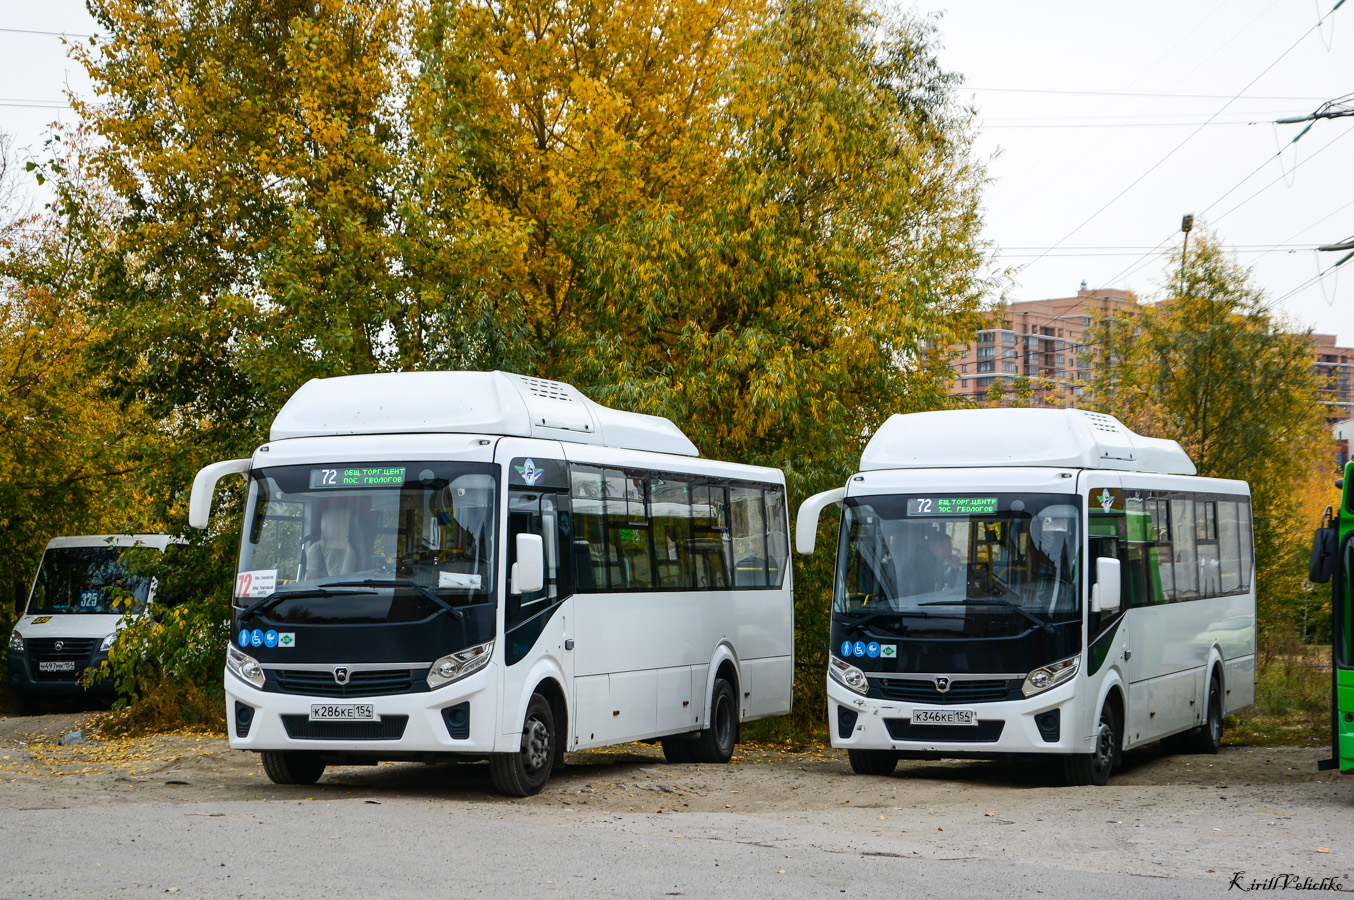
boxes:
[834,493,1081,636]
[26,546,153,615]
[238,462,498,624]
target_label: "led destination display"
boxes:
[309,466,408,489]
[907,496,998,516]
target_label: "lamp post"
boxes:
[1179,213,1194,299]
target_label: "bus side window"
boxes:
[731,485,769,588]
[650,476,694,590]
[570,466,609,591]
[765,487,789,589]
[506,493,561,629]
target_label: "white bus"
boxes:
[796,408,1254,785]
[190,371,793,795]
[8,534,179,714]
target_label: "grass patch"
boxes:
[1226,636,1330,747]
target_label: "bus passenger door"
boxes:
[502,491,571,741]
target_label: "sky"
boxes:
[2,0,1351,343]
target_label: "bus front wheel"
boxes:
[1061,701,1119,786]
[848,749,898,776]
[490,692,555,796]
[261,750,326,786]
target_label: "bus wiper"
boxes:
[919,598,1055,635]
[839,609,947,637]
[237,585,376,622]
[323,579,465,620]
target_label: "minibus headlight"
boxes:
[427,640,494,689]
[9,630,23,653]
[226,644,266,689]
[98,633,117,653]
[829,656,869,695]
[1021,655,1080,697]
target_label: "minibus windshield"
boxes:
[27,547,152,615]
[834,493,1081,637]
[238,462,498,624]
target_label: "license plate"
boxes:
[39,660,76,673]
[309,703,375,722]
[912,707,976,726]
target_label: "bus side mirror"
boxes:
[512,534,545,595]
[795,487,846,555]
[1310,507,1338,585]
[189,458,253,529]
[1091,558,1121,614]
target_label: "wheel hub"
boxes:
[524,717,550,771]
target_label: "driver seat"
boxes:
[306,507,359,577]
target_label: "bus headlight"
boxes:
[1021,655,1079,697]
[226,644,265,689]
[9,631,22,653]
[829,656,869,695]
[99,633,117,653]
[427,640,494,689]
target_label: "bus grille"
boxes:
[885,718,1005,743]
[268,668,428,698]
[872,678,1014,704]
[281,715,409,741]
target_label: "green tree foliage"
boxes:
[16,0,987,730]
[1084,228,1332,638]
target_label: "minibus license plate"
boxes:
[913,708,976,726]
[39,660,76,673]
[309,704,375,722]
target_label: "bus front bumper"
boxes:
[827,677,1091,757]
[226,668,500,756]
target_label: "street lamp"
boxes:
[1179,213,1194,299]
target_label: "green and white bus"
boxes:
[1310,461,1354,774]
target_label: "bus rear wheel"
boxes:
[261,750,326,786]
[690,678,738,764]
[1189,677,1224,755]
[848,749,898,776]
[1061,701,1119,786]
[490,692,555,796]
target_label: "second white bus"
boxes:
[191,371,793,795]
[796,408,1254,785]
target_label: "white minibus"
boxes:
[796,408,1254,785]
[191,371,793,795]
[8,534,179,714]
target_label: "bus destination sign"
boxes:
[309,466,407,489]
[908,496,998,516]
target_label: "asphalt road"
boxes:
[2,714,1352,899]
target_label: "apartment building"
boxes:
[950,285,1136,403]
[951,286,1354,417]
[1311,333,1354,419]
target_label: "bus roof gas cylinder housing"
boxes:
[860,408,1195,475]
[268,371,699,457]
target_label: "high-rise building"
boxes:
[949,287,1354,418]
[949,286,1136,404]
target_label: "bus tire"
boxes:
[1061,701,1119,786]
[261,750,325,786]
[660,736,697,764]
[490,692,554,796]
[10,691,37,716]
[690,678,738,764]
[847,749,898,776]
[1189,677,1224,755]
